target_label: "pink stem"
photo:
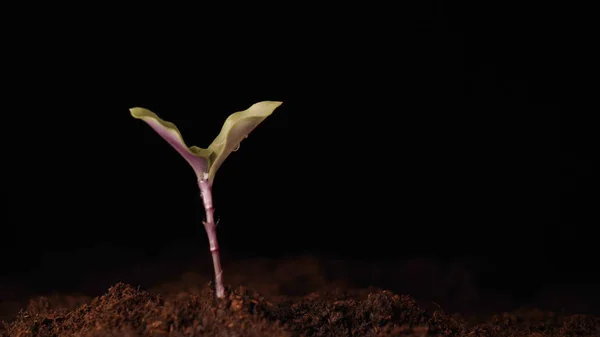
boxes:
[198,177,224,298]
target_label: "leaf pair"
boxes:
[130,101,283,185]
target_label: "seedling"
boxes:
[130,101,283,298]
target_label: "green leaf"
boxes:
[206,101,282,184]
[130,101,282,185]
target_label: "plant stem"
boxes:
[198,177,224,298]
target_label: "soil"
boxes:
[1,257,599,336]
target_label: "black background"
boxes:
[1,3,595,314]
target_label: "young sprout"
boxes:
[130,101,283,298]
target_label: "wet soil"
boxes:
[1,257,599,336]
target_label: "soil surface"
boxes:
[2,282,599,337]
[1,257,599,336]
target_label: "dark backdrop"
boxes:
[1,2,595,314]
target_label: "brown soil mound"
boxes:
[2,282,598,337]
